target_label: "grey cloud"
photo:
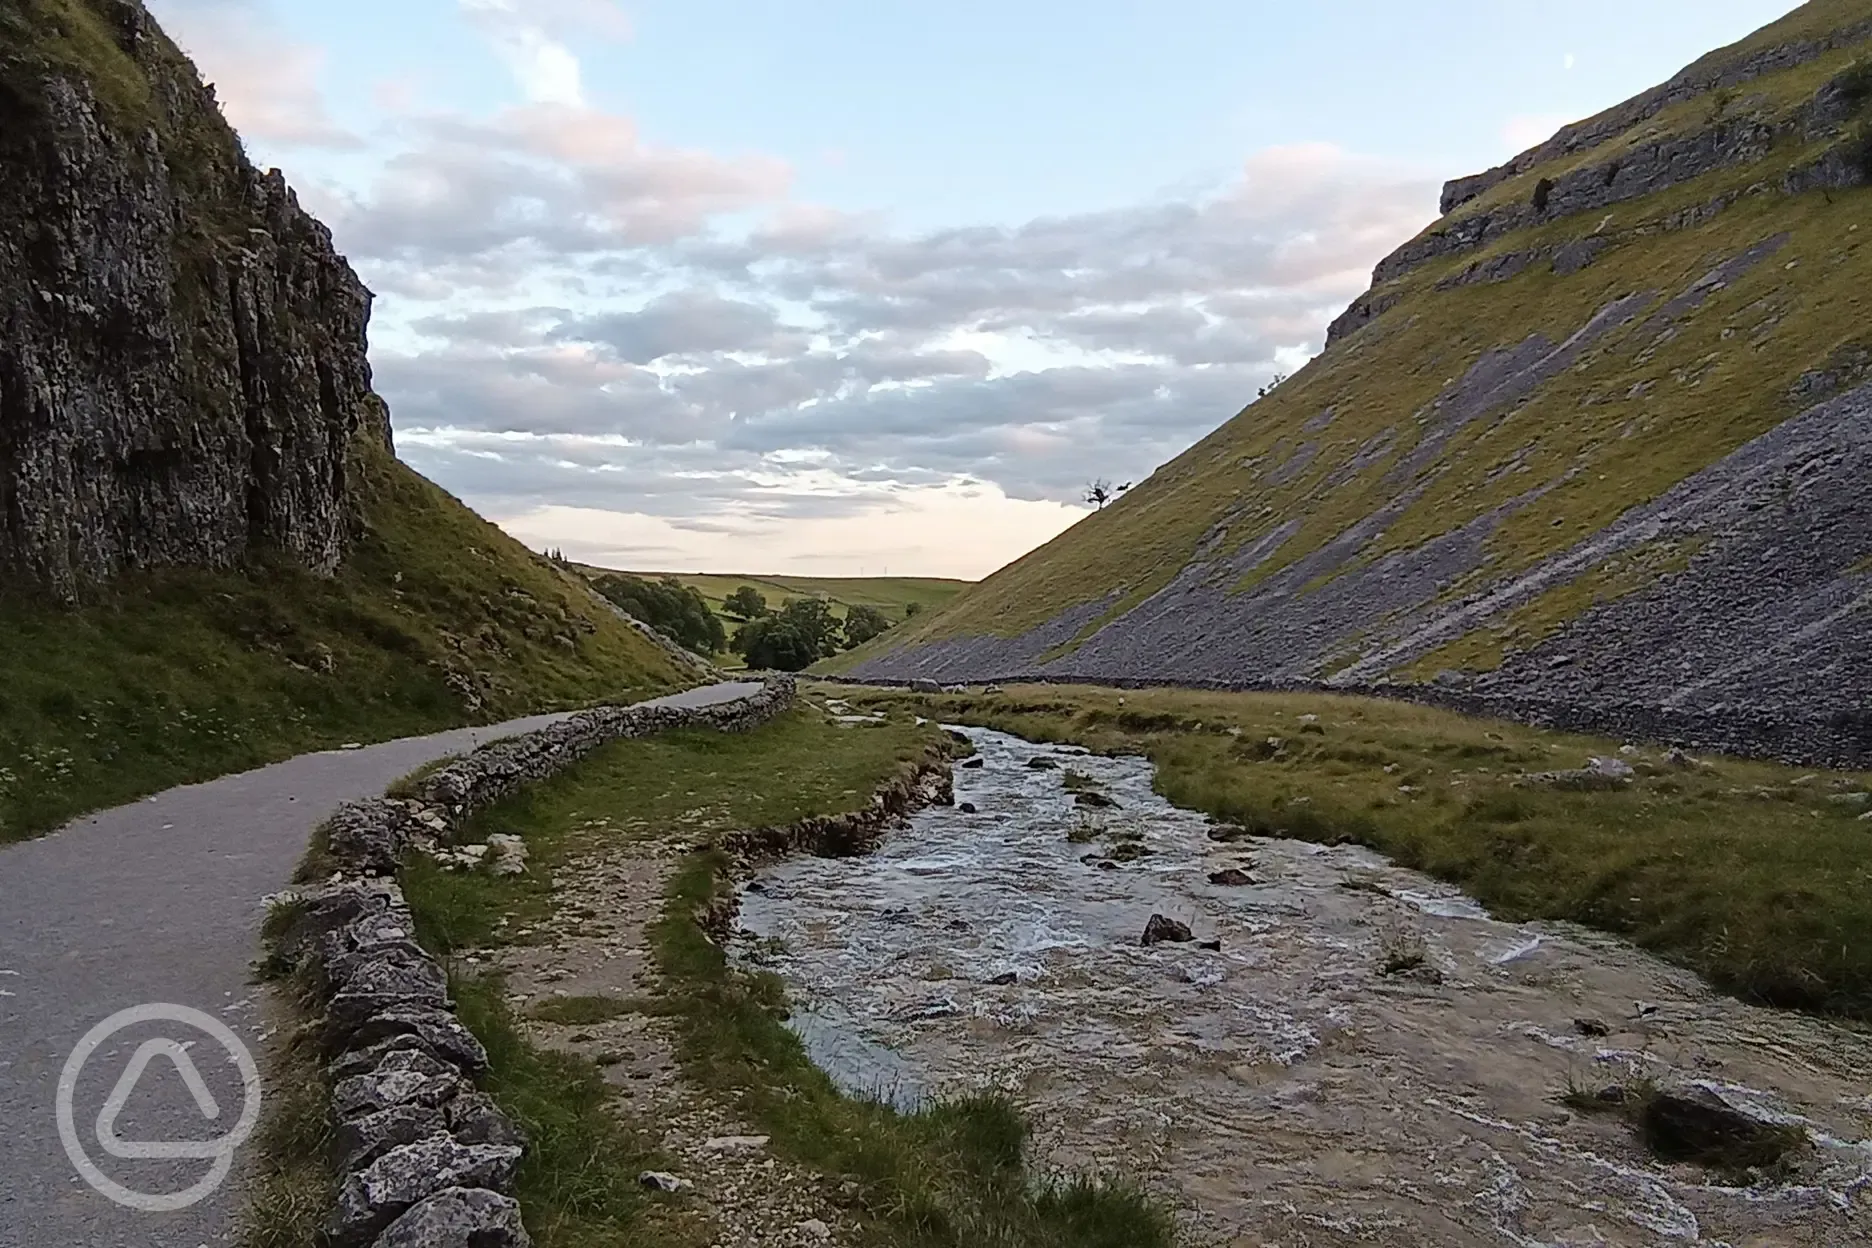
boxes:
[556,291,803,363]
[321,114,1436,518]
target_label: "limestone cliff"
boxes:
[0,0,382,599]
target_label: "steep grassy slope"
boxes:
[0,439,690,842]
[841,1,1872,764]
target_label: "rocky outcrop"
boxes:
[1438,18,1872,214]
[270,677,794,1248]
[1372,68,1871,290]
[0,1,384,599]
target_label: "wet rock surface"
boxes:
[736,726,1872,1246]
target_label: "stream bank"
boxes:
[734,723,1872,1247]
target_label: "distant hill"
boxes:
[0,1,689,839]
[584,569,969,626]
[838,0,1872,765]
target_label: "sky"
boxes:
[146,0,1800,579]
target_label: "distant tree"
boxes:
[593,574,725,654]
[1085,479,1114,509]
[903,601,925,618]
[731,617,818,671]
[731,597,844,671]
[723,585,769,619]
[1256,372,1288,400]
[841,604,891,649]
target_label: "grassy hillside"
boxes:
[0,440,690,842]
[838,1,1872,695]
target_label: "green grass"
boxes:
[398,707,1173,1248]
[450,974,691,1248]
[241,927,334,1248]
[829,683,1872,1019]
[581,571,968,664]
[528,995,657,1026]
[837,8,1872,676]
[0,438,689,843]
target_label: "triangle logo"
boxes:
[94,1038,227,1161]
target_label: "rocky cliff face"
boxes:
[0,0,383,600]
[844,1,1872,765]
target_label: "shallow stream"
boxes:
[734,725,1872,1246]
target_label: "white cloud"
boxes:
[153,3,1440,576]
[492,485,1086,580]
[460,0,586,106]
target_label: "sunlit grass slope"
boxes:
[0,441,690,842]
[844,1,1872,671]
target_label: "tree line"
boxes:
[590,574,919,671]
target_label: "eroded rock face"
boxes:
[0,1,386,599]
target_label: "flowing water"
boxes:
[734,726,1872,1246]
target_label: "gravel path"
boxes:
[0,682,758,1248]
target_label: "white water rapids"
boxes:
[733,725,1872,1246]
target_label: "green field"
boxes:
[589,569,968,625]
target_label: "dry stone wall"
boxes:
[270,676,795,1248]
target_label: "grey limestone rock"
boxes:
[334,1104,447,1174]
[329,1136,523,1247]
[331,1047,464,1120]
[327,951,452,1028]
[369,1186,533,1248]
[338,1005,489,1073]
[445,1091,528,1151]
[0,7,385,599]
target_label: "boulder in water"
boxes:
[1141,914,1193,945]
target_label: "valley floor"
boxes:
[828,681,1872,1020]
[340,685,1872,1247]
[390,706,1169,1248]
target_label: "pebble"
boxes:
[639,1170,692,1192]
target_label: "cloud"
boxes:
[148,0,361,150]
[324,104,791,275]
[460,0,586,106]
[342,133,1435,535]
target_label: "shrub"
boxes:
[592,574,725,654]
